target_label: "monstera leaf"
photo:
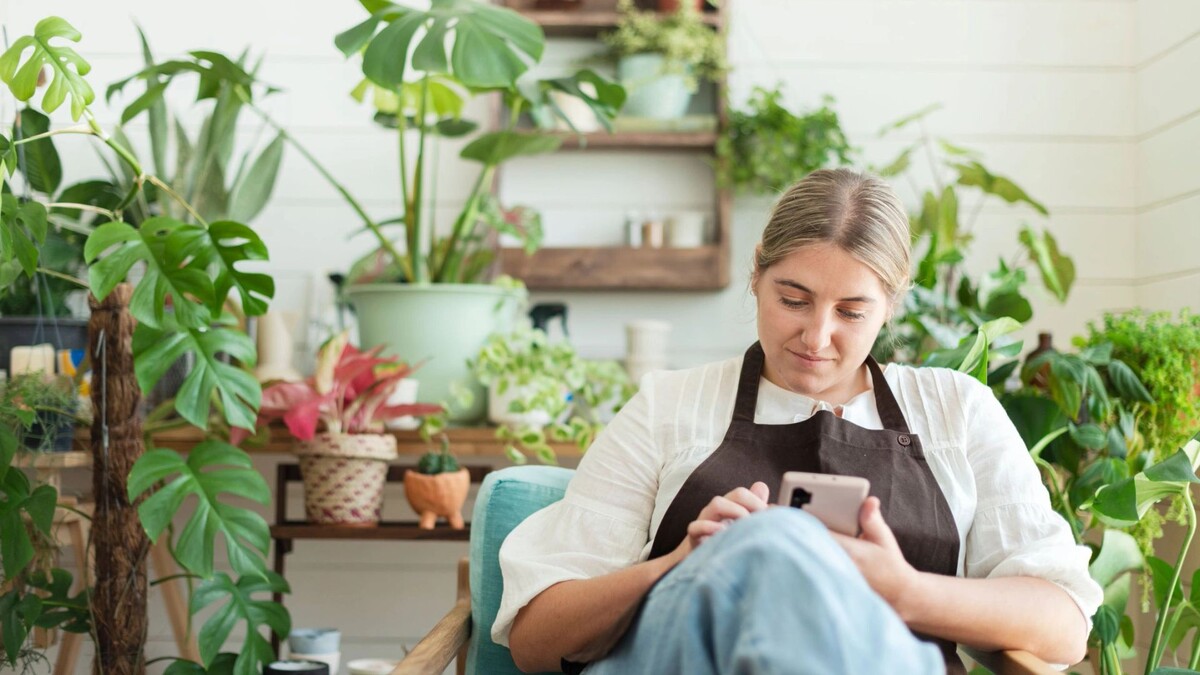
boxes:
[132,318,260,431]
[0,17,95,120]
[84,217,215,330]
[338,0,543,90]
[128,441,271,579]
[190,571,290,675]
[170,220,275,317]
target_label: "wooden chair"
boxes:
[390,467,1062,675]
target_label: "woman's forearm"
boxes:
[897,573,1088,666]
[509,550,682,673]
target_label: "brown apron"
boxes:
[646,342,964,674]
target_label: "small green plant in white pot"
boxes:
[602,0,726,120]
[471,327,636,463]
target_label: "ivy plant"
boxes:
[716,85,856,195]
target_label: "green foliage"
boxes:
[337,0,622,285]
[470,327,635,463]
[105,45,288,227]
[0,17,290,673]
[871,105,1074,372]
[127,441,272,578]
[717,87,855,194]
[189,572,290,675]
[1082,311,1200,464]
[602,0,726,90]
[0,17,95,120]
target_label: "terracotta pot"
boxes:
[403,468,470,530]
[294,432,398,525]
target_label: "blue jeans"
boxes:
[584,508,945,675]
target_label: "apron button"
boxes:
[897,434,911,446]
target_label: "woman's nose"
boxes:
[800,312,834,352]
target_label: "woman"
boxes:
[494,169,1101,674]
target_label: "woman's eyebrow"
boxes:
[773,279,877,303]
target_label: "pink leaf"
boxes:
[282,397,327,441]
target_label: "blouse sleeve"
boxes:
[492,374,663,647]
[956,373,1102,632]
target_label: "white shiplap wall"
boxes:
[1135,0,1200,312]
[3,0,1191,673]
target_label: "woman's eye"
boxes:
[779,297,807,309]
[839,309,866,320]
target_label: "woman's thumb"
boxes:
[859,497,896,546]
[750,481,770,504]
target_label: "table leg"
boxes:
[271,537,293,655]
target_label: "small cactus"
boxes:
[417,434,460,475]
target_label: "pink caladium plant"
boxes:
[252,332,442,441]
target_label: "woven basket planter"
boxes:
[403,468,470,530]
[294,432,397,525]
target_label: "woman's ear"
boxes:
[750,244,763,295]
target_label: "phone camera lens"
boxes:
[790,487,812,509]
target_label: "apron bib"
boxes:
[647,343,963,674]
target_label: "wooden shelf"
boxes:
[500,245,729,290]
[120,425,583,458]
[553,130,718,150]
[12,451,91,470]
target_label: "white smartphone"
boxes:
[777,471,870,537]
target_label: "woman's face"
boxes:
[754,242,891,405]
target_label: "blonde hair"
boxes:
[754,168,912,305]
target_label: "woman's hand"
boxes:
[830,496,920,616]
[668,481,771,565]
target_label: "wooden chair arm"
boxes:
[962,646,1062,675]
[391,558,472,675]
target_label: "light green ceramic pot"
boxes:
[617,53,693,119]
[347,284,525,424]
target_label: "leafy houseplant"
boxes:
[405,435,469,530]
[1,17,292,674]
[0,372,80,453]
[871,104,1077,378]
[602,0,726,120]
[1082,310,1200,464]
[930,320,1197,675]
[254,332,442,525]
[470,326,635,464]
[716,86,856,195]
[327,0,624,422]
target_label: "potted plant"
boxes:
[254,332,442,525]
[322,0,624,422]
[404,435,469,530]
[0,372,81,452]
[470,326,635,464]
[1,18,296,673]
[601,0,726,120]
[716,86,857,195]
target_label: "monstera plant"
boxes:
[0,17,288,675]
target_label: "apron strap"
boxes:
[865,355,910,433]
[734,343,912,434]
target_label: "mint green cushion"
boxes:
[466,466,574,675]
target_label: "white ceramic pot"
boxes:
[488,380,556,428]
[383,378,421,430]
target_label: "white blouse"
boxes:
[494,355,1102,649]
